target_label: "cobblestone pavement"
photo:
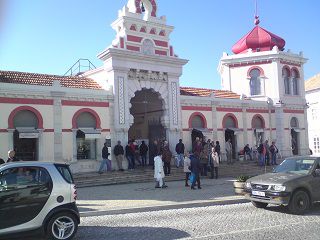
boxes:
[74,202,320,240]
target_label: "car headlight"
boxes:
[269,185,286,192]
[245,182,252,189]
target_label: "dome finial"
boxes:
[254,0,260,25]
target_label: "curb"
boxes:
[80,196,248,217]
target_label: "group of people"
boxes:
[0,150,20,165]
[241,140,279,166]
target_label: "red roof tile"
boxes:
[0,70,102,90]
[180,87,242,99]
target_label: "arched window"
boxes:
[290,117,299,128]
[283,67,291,94]
[191,115,205,129]
[292,69,299,95]
[13,110,39,129]
[224,116,237,129]
[249,69,261,96]
[74,111,101,160]
[252,115,264,129]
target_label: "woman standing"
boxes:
[183,152,191,187]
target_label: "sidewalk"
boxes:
[77,177,247,216]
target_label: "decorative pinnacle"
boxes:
[254,15,260,25]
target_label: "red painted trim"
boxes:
[246,109,269,113]
[291,67,300,78]
[0,129,8,132]
[282,65,291,77]
[170,46,173,56]
[280,60,301,67]
[188,112,207,129]
[120,37,124,49]
[217,128,224,131]
[271,110,275,113]
[61,100,109,107]
[62,129,73,132]
[150,28,156,34]
[72,108,101,129]
[182,128,190,132]
[127,35,143,43]
[247,128,253,131]
[43,129,54,132]
[182,106,212,111]
[127,45,140,52]
[222,113,239,128]
[154,40,168,47]
[247,66,265,78]
[284,128,290,130]
[208,128,214,131]
[216,107,242,112]
[8,106,44,129]
[230,60,272,68]
[283,109,304,114]
[159,30,166,36]
[0,97,53,105]
[251,114,266,129]
[140,27,146,33]
[130,25,137,31]
[155,50,167,56]
[101,129,111,132]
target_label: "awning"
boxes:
[79,128,101,139]
[16,127,39,139]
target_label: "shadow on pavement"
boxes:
[74,226,190,240]
[2,226,190,240]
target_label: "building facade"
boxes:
[0,0,310,172]
[305,74,320,154]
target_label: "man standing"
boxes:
[269,141,278,165]
[98,143,111,174]
[161,141,172,176]
[149,140,158,168]
[244,144,253,161]
[125,141,135,170]
[225,139,233,164]
[258,142,266,166]
[114,141,124,171]
[7,150,19,162]
[139,141,149,167]
[190,153,201,190]
[264,140,271,166]
[175,139,185,168]
[215,141,221,163]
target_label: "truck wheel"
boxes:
[288,190,310,215]
[251,201,268,208]
[46,212,78,240]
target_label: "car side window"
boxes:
[0,167,52,191]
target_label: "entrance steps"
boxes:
[74,160,280,188]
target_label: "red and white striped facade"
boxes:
[0,0,310,172]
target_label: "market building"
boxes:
[0,0,310,172]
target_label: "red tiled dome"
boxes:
[232,25,286,54]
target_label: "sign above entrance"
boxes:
[128,69,168,82]
[19,132,39,139]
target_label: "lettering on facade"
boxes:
[128,69,168,82]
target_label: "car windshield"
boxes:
[273,158,316,175]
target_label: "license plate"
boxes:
[252,191,265,197]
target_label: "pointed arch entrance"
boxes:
[129,89,166,143]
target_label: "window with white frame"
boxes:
[283,68,291,95]
[292,69,299,95]
[249,69,261,96]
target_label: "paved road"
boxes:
[73,202,320,240]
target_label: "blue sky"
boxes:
[0,0,319,90]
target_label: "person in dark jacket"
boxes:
[7,150,19,162]
[149,140,160,168]
[139,141,149,167]
[244,144,253,161]
[126,141,135,170]
[215,141,221,163]
[0,158,5,165]
[189,153,201,190]
[98,143,111,174]
[114,141,124,171]
[161,141,172,175]
[175,139,185,168]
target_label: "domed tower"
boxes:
[218,16,307,105]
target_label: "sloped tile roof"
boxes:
[180,87,242,99]
[305,74,320,92]
[0,70,102,90]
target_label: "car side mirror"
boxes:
[314,169,320,177]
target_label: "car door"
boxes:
[0,166,53,229]
[310,159,320,202]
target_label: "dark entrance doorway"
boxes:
[225,129,237,159]
[290,117,299,155]
[13,110,39,161]
[129,89,165,143]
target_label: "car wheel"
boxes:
[288,190,310,215]
[46,212,78,240]
[251,201,268,208]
